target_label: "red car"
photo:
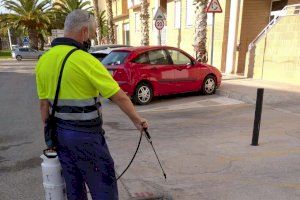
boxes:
[101,46,222,105]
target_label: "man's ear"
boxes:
[81,26,88,36]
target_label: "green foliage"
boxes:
[98,10,108,40]
[0,50,11,58]
[0,0,52,49]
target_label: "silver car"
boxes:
[12,47,44,61]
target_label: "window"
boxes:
[133,0,141,6]
[135,12,140,32]
[168,50,191,65]
[174,1,181,29]
[128,0,133,8]
[148,50,170,65]
[102,51,129,66]
[19,48,29,52]
[123,23,130,45]
[207,13,213,26]
[186,0,194,27]
[133,53,149,64]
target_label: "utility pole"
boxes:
[7,28,12,51]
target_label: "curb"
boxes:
[216,89,256,105]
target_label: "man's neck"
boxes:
[64,34,83,44]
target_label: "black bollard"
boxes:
[252,88,264,146]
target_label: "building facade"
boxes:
[101,0,300,83]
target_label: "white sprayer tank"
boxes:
[40,153,67,200]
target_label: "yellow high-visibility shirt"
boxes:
[35,45,120,100]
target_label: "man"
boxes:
[36,10,148,200]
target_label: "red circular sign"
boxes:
[155,19,164,30]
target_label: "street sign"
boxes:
[206,0,222,13]
[153,7,166,20]
[155,19,164,30]
[23,37,29,46]
[206,0,222,65]
[51,29,64,38]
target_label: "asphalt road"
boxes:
[0,59,299,200]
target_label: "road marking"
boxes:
[138,97,244,113]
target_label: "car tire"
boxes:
[16,55,22,61]
[133,82,153,105]
[201,75,217,95]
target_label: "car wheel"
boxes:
[201,75,217,95]
[16,55,22,61]
[133,83,153,105]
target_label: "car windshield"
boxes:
[102,51,129,66]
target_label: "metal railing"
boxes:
[248,4,300,51]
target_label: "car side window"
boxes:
[148,50,170,65]
[168,49,191,65]
[133,53,149,64]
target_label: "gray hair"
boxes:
[64,9,95,34]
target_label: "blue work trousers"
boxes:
[56,125,118,200]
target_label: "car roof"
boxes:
[112,46,179,53]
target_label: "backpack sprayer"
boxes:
[40,128,166,200]
[40,150,67,200]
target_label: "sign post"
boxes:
[153,7,166,46]
[206,0,222,65]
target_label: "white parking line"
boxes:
[138,97,244,113]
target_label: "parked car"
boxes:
[11,45,20,51]
[12,47,44,61]
[89,44,131,53]
[101,46,222,105]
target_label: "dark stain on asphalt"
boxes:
[0,141,33,151]
[0,157,41,173]
[0,156,8,163]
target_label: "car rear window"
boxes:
[102,51,129,66]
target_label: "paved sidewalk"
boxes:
[113,78,300,200]
[217,78,300,115]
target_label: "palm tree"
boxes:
[97,10,109,44]
[193,0,208,63]
[52,0,93,17]
[91,0,101,44]
[52,0,93,29]
[140,0,150,46]
[0,0,52,50]
[106,0,115,44]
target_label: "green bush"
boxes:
[0,51,11,57]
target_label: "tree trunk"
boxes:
[106,0,115,44]
[193,0,208,63]
[140,0,150,46]
[92,0,101,45]
[28,28,39,50]
[38,33,45,51]
[0,37,2,50]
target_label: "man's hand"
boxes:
[133,118,149,132]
